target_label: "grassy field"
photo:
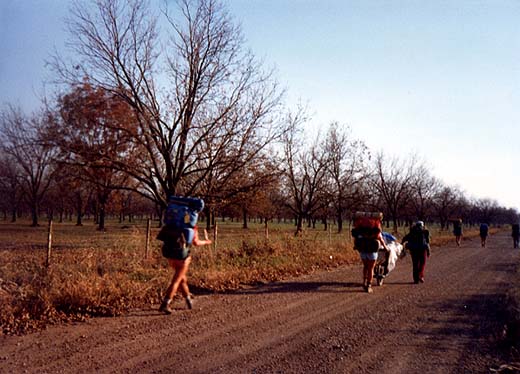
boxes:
[0,219,490,335]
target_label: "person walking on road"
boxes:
[356,231,389,293]
[351,212,389,293]
[512,223,520,249]
[479,223,489,247]
[156,196,212,314]
[157,225,212,314]
[402,221,430,284]
[453,219,463,246]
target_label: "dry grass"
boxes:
[0,219,490,335]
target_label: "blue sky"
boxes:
[1,1,519,210]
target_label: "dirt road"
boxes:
[1,231,518,374]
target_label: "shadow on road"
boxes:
[226,280,363,295]
[417,292,512,369]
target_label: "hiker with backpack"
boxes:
[157,196,212,314]
[479,223,489,247]
[401,221,430,284]
[351,212,389,293]
[512,224,520,249]
[453,219,463,246]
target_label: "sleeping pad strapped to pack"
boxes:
[351,212,383,253]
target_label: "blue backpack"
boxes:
[164,196,204,227]
[162,196,204,246]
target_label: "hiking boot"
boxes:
[159,300,173,315]
[186,296,193,310]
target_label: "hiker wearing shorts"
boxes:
[402,221,430,284]
[358,232,389,293]
[157,196,211,314]
[351,212,389,293]
[158,225,211,314]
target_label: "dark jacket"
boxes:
[402,227,430,254]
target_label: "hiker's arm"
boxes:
[378,233,389,251]
[193,228,212,246]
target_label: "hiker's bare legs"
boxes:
[165,257,192,300]
[362,259,376,286]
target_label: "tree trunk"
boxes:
[98,204,106,231]
[242,207,248,229]
[30,202,39,227]
[337,214,343,233]
[97,195,107,231]
[295,214,304,235]
[76,193,83,226]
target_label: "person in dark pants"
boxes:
[512,224,520,249]
[402,221,430,284]
[453,219,463,246]
[479,223,489,247]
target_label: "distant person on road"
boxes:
[402,221,430,284]
[512,224,520,249]
[453,219,463,246]
[479,223,489,247]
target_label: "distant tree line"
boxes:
[1,0,518,232]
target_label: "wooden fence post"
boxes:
[46,219,53,267]
[213,222,218,252]
[145,218,151,259]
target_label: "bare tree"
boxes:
[405,163,441,223]
[471,198,499,224]
[494,207,520,225]
[371,152,415,232]
[51,0,286,212]
[0,106,57,226]
[324,122,370,233]
[432,184,463,230]
[282,114,329,235]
